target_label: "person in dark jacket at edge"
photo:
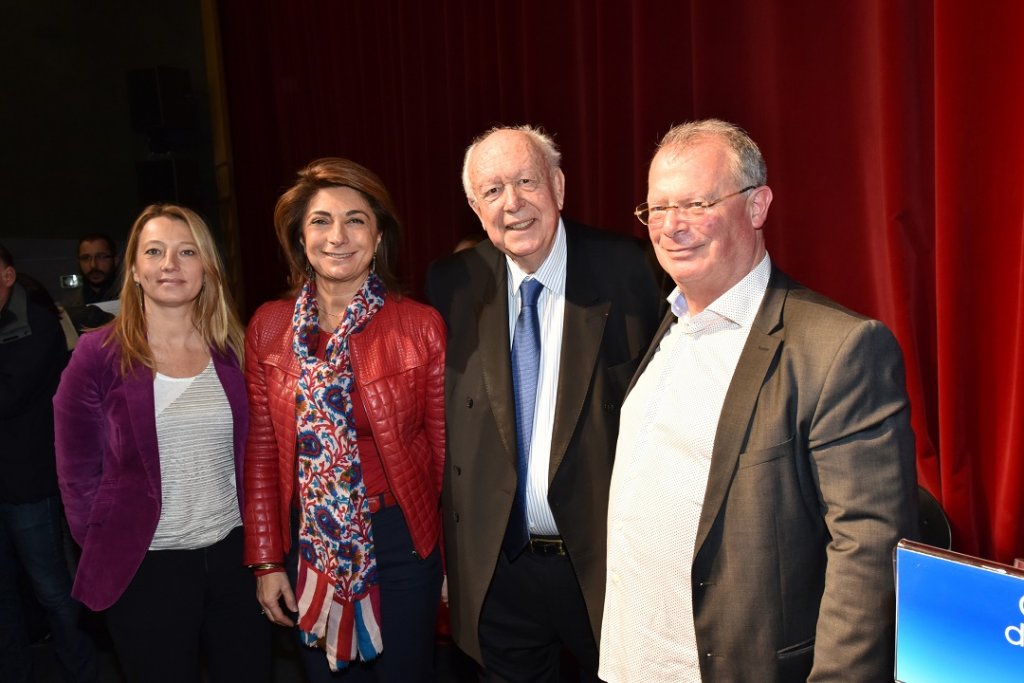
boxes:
[0,244,96,682]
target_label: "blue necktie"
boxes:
[504,277,543,559]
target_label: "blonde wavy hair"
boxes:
[108,203,245,374]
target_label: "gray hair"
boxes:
[657,119,767,188]
[461,124,562,200]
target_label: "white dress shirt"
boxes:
[600,254,771,682]
[505,219,568,536]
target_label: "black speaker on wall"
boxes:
[136,158,200,206]
[126,66,193,130]
[126,67,198,154]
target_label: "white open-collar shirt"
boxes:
[600,253,771,682]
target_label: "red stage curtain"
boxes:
[932,0,1024,562]
[216,0,1024,563]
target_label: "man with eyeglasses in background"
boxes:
[76,234,120,305]
[69,234,120,332]
[599,119,918,682]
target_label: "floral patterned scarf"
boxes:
[291,274,385,670]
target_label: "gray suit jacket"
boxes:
[426,221,663,663]
[628,266,918,682]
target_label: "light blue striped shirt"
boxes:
[506,219,567,536]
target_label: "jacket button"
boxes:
[465,397,474,408]
[454,465,462,476]
[602,402,615,412]
[453,512,460,522]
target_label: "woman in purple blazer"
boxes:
[53,204,269,682]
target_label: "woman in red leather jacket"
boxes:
[243,158,445,682]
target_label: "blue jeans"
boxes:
[0,496,96,682]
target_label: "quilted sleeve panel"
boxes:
[354,297,446,558]
[423,306,447,508]
[242,300,297,565]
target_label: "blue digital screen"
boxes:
[895,542,1024,682]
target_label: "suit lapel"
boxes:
[124,362,162,497]
[694,270,788,552]
[477,250,517,462]
[549,232,609,481]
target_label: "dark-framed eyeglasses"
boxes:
[635,185,758,226]
[78,253,114,264]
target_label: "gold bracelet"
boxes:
[248,562,283,571]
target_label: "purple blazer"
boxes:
[53,328,248,611]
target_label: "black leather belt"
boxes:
[527,535,566,556]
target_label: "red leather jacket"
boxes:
[242,295,446,563]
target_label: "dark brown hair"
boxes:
[274,157,404,295]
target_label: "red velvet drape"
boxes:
[216,0,1024,564]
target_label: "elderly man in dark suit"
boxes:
[599,119,919,683]
[426,125,662,681]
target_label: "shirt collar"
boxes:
[667,252,772,328]
[506,217,567,296]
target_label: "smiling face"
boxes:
[131,216,205,311]
[647,138,772,312]
[466,129,565,274]
[302,186,381,290]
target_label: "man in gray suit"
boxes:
[427,125,662,681]
[600,119,918,683]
